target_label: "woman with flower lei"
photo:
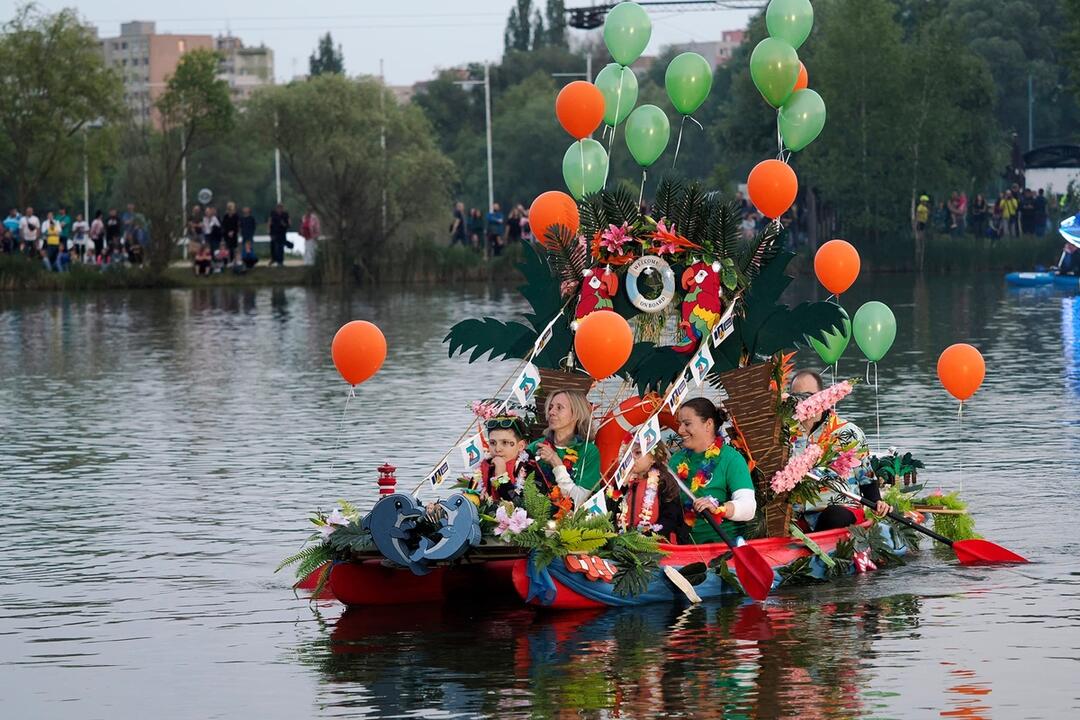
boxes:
[615,441,689,543]
[668,397,757,544]
[786,370,891,531]
[527,390,602,521]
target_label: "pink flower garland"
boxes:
[794,381,854,422]
[829,449,861,478]
[770,444,823,494]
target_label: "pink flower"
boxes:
[493,505,512,536]
[829,449,861,479]
[494,506,533,537]
[794,381,853,422]
[470,400,503,420]
[600,223,631,253]
[770,444,824,494]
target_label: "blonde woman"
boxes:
[528,390,601,517]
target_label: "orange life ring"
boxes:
[595,394,680,477]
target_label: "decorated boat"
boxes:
[1004,271,1080,289]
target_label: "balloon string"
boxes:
[873,361,881,454]
[604,67,625,189]
[579,140,586,199]
[957,400,964,495]
[776,111,784,158]
[326,386,356,479]
[638,169,647,207]
[672,115,687,169]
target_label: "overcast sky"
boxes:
[8,0,757,85]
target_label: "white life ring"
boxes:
[625,256,675,313]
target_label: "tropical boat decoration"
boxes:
[282,0,1027,611]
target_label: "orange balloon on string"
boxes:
[794,62,809,92]
[331,320,387,386]
[937,343,985,401]
[555,81,606,140]
[747,159,798,219]
[574,311,633,380]
[814,239,861,295]
[529,191,580,248]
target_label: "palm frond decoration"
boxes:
[602,185,642,229]
[706,199,741,261]
[579,192,607,239]
[544,224,589,288]
[738,221,782,281]
[675,181,707,245]
[651,176,683,221]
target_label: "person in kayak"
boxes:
[528,390,601,517]
[615,440,689,543]
[789,370,890,531]
[668,397,756,543]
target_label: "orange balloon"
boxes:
[574,311,633,380]
[555,81,605,140]
[794,62,809,92]
[814,239,861,295]
[937,343,985,401]
[747,159,798,219]
[530,191,580,248]
[331,320,387,386]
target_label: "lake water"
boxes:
[1,274,1077,719]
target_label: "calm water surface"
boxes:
[1,275,1077,719]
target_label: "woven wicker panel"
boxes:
[533,368,595,433]
[715,361,792,536]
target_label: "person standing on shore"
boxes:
[486,202,505,257]
[19,207,39,253]
[71,213,89,260]
[202,206,222,255]
[221,202,240,264]
[468,208,483,251]
[450,202,467,246]
[239,206,256,250]
[300,208,321,266]
[269,203,290,267]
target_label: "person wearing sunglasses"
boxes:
[474,415,542,504]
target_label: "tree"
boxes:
[505,1,535,53]
[309,32,345,76]
[120,49,234,270]
[0,5,124,208]
[249,75,454,284]
[544,0,568,49]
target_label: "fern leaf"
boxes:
[604,186,641,228]
[544,224,589,286]
[579,194,606,238]
[652,176,683,221]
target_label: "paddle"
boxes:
[672,477,774,601]
[836,488,1028,565]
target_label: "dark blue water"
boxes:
[1,275,1077,719]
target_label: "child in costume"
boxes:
[616,441,689,544]
[474,415,542,505]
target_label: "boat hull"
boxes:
[327,557,521,606]
[1005,271,1080,289]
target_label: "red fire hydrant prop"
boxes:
[377,463,397,495]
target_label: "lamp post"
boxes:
[455,64,494,213]
[81,119,104,221]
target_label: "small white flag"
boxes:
[511,362,541,406]
[581,488,609,516]
[636,415,662,456]
[615,446,636,489]
[426,460,450,488]
[665,371,691,414]
[710,303,736,347]
[459,433,485,471]
[533,321,555,356]
[690,343,714,386]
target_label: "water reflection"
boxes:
[297,596,924,719]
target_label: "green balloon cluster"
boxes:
[603,2,652,67]
[808,311,851,366]
[624,105,670,168]
[852,301,896,362]
[766,0,815,50]
[749,37,800,108]
[779,89,826,152]
[665,52,713,116]
[594,63,639,126]
[562,139,609,200]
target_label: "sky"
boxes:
[8,0,758,85]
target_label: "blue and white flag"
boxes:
[710,303,736,347]
[636,415,662,456]
[426,459,450,488]
[581,488,609,516]
[615,446,636,489]
[459,432,485,471]
[665,370,691,414]
[690,343,714,386]
[511,362,541,406]
[533,315,560,356]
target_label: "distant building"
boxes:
[664,31,747,71]
[99,21,214,124]
[216,35,275,103]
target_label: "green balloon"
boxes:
[665,52,713,116]
[852,301,897,362]
[766,0,815,50]
[779,89,826,152]
[594,63,639,126]
[808,314,851,366]
[624,104,670,168]
[562,139,609,200]
[749,37,800,108]
[603,2,652,66]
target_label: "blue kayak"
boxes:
[1005,271,1080,289]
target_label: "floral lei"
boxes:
[545,444,580,521]
[675,441,723,526]
[637,469,663,533]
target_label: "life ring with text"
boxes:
[625,256,676,314]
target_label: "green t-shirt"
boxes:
[57,214,72,239]
[527,435,602,493]
[669,442,753,544]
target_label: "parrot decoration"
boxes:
[574,266,619,323]
[673,261,724,354]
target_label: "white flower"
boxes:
[327,508,350,526]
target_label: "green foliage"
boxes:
[789,523,837,569]
[522,476,553,525]
[776,555,827,587]
[325,524,374,554]
[916,492,980,541]
[709,551,746,596]
[276,542,330,577]
[308,32,345,76]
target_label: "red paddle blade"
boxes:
[952,539,1028,565]
[732,545,775,602]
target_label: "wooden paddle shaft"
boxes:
[846,493,955,547]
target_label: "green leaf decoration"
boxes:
[789,523,837,569]
[651,176,684,222]
[444,317,535,362]
[602,185,643,229]
[325,524,374,554]
[676,561,709,586]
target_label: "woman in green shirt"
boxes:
[528,390,601,519]
[668,397,756,544]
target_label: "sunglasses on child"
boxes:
[485,417,525,432]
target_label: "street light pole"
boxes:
[483,62,494,212]
[82,129,90,221]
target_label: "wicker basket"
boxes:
[715,360,792,537]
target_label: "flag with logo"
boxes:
[636,415,662,456]
[511,362,541,406]
[665,371,691,414]
[581,488,609,516]
[710,303,736,347]
[426,459,450,488]
[615,445,636,489]
[459,432,486,471]
[689,343,714,386]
